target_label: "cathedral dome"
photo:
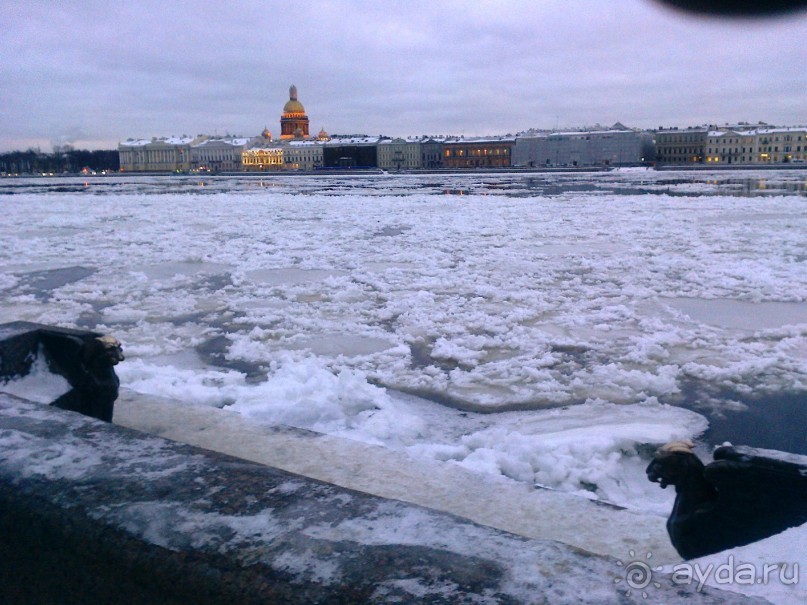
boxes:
[283,99,306,114]
[283,85,306,115]
[280,84,310,140]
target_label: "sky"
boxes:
[1,0,806,151]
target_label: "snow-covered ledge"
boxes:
[0,394,763,604]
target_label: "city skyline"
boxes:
[1,0,806,152]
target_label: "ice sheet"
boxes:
[1,172,805,512]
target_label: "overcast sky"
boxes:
[1,0,805,151]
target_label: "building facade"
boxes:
[419,138,444,169]
[703,127,807,165]
[323,137,380,168]
[242,146,284,171]
[377,138,421,170]
[442,138,514,169]
[283,140,325,170]
[118,136,199,172]
[705,130,757,165]
[514,126,653,167]
[753,128,807,163]
[190,137,252,172]
[655,128,708,165]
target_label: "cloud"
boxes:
[1,0,805,150]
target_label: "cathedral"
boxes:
[280,85,310,140]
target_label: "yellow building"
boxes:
[755,128,807,163]
[705,130,756,165]
[705,127,807,164]
[242,147,284,171]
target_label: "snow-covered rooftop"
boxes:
[287,140,326,147]
[325,136,381,145]
[192,137,252,148]
[443,136,516,144]
[120,136,195,147]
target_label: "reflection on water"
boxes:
[678,383,807,455]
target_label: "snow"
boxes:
[0,395,198,482]
[662,524,807,605]
[0,170,805,602]
[113,389,683,562]
[0,346,72,403]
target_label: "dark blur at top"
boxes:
[653,0,807,17]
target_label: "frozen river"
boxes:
[1,169,806,517]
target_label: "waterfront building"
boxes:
[753,127,807,163]
[705,130,757,165]
[191,137,252,172]
[655,128,708,165]
[704,127,807,164]
[514,125,652,167]
[284,140,325,171]
[118,136,201,172]
[280,85,310,140]
[323,137,380,169]
[377,138,421,170]
[442,137,514,169]
[242,145,284,171]
[419,138,444,169]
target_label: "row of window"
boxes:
[659,147,699,155]
[708,146,804,154]
[657,135,704,143]
[445,147,511,157]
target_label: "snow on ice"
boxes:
[0,171,805,602]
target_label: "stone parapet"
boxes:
[0,394,761,604]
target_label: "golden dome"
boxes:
[283,100,305,114]
[280,85,310,140]
[283,85,306,115]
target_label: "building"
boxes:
[419,138,444,169]
[280,85,310,140]
[514,125,653,167]
[442,138,514,169]
[655,128,708,165]
[705,130,757,165]
[118,136,200,172]
[242,145,284,171]
[284,140,325,171]
[704,127,807,165]
[190,137,252,172]
[323,137,380,169]
[377,138,421,170]
[753,128,807,163]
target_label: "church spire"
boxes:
[289,85,298,101]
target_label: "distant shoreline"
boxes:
[3,163,807,178]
